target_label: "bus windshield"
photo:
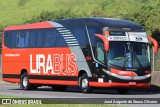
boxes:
[108,41,150,68]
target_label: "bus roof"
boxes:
[4,17,144,32]
[55,17,144,32]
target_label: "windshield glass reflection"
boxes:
[108,41,150,68]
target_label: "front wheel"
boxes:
[80,73,92,93]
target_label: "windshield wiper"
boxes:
[122,48,144,70]
[132,52,144,71]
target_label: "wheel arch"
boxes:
[20,69,28,76]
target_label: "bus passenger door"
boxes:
[96,41,105,64]
[94,39,107,79]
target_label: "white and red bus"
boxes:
[2,18,158,94]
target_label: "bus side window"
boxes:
[4,31,11,48]
[45,30,56,47]
[18,31,25,48]
[88,26,104,63]
[4,31,18,48]
[11,32,18,48]
[88,26,102,47]
[24,31,29,48]
[37,31,43,47]
[96,40,105,63]
[57,33,67,47]
[29,31,36,48]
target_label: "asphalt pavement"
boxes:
[0,85,160,107]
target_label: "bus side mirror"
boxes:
[95,34,109,51]
[148,36,158,53]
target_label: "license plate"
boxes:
[129,82,136,86]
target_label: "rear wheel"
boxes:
[52,85,67,91]
[80,73,92,93]
[117,88,129,94]
[21,72,30,90]
[20,72,37,90]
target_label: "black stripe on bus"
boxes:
[29,75,77,81]
[3,74,20,78]
[3,74,77,81]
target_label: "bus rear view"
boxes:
[2,18,158,94]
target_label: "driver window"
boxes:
[96,41,105,63]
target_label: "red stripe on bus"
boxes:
[4,22,54,31]
[3,78,20,83]
[89,82,150,88]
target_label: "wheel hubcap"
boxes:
[23,76,28,87]
[82,78,88,89]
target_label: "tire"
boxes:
[20,72,37,90]
[20,72,31,90]
[117,88,129,94]
[52,85,67,91]
[20,72,38,90]
[80,73,92,93]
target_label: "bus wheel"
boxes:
[80,73,92,93]
[52,85,67,91]
[21,72,31,90]
[117,88,129,94]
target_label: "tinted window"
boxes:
[57,33,68,47]
[96,40,105,63]
[11,32,17,48]
[29,31,36,48]
[45,30,57,47]
[4,31,17,48]
[4,28,69,48]
[37,31,43,47]
[88,26,102,47]
[24,31,29,47]
[17,31,30,48]
[17,31,25,48]
[4,32,11,48]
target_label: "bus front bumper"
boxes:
[89,69,151,88]
[89,81,150,88]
